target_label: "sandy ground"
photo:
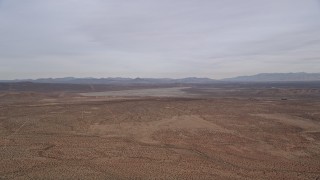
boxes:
[0,85,320,179]
[80,87,194,97]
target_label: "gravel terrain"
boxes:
[1,83,320,179]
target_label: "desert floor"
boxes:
[1,83,320,179]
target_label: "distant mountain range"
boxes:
[222,73,320,82]
[1,73,320,84]
[0,77,217,84]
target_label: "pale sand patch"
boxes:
[39,98,57,102]
[89,115,231,143]
[80,87,195,97]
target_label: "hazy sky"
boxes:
[0,0,320,79]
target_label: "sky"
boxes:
[0,0,320,80]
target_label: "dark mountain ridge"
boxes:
[0,77,217,84]
[222,72,320,82]
[1,73,320,84]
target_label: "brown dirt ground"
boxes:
[0,84,320,179]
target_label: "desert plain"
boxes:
[0,82,320,179]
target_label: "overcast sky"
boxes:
[0,0,320,79]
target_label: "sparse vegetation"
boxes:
[1,83,320,179]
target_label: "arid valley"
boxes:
[2,0,320,179]
[0,82,320,179]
